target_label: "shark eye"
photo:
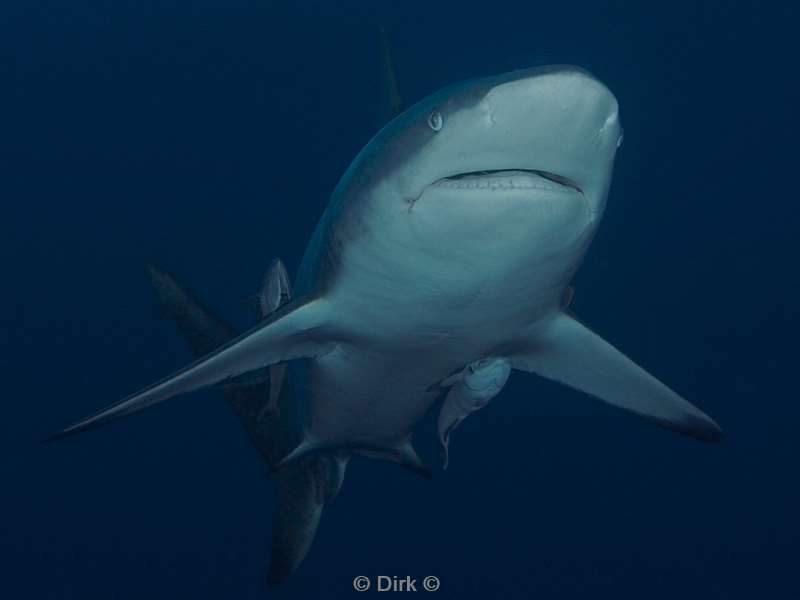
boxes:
[427,109,443,132]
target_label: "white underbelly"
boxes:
[297,183,595,445]
[304,341,472,444]
[303,275,562,444]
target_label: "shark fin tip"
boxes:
[41,432,61,444]
[692,423,723,443]
[273,439,319,473]
[652,413,723,443]
[266,564,290,588]
[43,424,82,444]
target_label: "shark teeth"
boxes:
[433,170,578,193]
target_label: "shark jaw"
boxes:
[412,166,593,257]
[432,169,584,194]
[432,169,583,194]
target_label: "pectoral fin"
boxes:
[511,313,722,442]
[49,296,334,440]
[276,438,431,479]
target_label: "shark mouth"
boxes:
[433,169,583,194]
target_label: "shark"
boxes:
[51,64,722,579]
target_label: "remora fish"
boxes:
[52,64,722,571]
[146,262,344,585]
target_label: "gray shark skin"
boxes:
[52,64,722,575]
[146,264,343,585]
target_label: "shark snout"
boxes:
[480,66,621,190]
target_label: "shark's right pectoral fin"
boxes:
[49,296,334,440]
[511,313,722,442]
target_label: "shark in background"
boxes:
[50,54,722,585]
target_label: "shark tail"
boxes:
[145,264,237,355]
[145,263,340,585]
[268,452,349,586]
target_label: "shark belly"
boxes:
[303,345,446,444]
[296,179,596,445]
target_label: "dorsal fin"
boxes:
[379,26,404,120]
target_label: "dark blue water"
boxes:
[2,1,797,597]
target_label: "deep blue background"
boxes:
[2,1,798,598]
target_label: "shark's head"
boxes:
[349,65,622,226]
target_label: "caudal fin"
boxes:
[146,264,237,355]
[267,454,349,586]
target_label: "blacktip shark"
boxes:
[52,64,722,579]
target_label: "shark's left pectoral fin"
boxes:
[511,313,722,442]
[49,296,334,440]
